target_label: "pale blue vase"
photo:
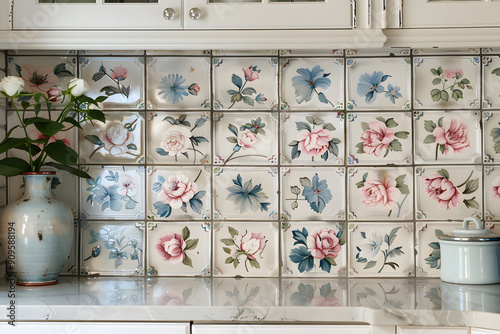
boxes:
[0,172,73,285]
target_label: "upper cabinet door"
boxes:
[403,0,500,28]
[13,0,182,29]
[183,0,352,29]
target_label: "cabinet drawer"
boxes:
[0,322,189,334]
[193,325,371,334]
[398,327,468,334]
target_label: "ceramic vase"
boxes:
[0,172,73,285]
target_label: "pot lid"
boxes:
[438,217,500,242]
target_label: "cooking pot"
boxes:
[438,217,500,284]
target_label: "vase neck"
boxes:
[23,174,53,197]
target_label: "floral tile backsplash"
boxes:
[3,49,500,278]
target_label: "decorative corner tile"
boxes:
[282,222,346,277]
[213,57,277,110]
[348,278,415,309]
[281,112,344,165]
[80,165,145,220]
[281,58,344,110]
[147,111,210,164]
[79,111,144,164]
[347,112,412,165]
[415,166,482,220]
[147,222,210,276]
[81,221,144,276]
[348,167,413,220]
[413,56,480,109]
[346,57,411,110]
[147,166,211,220]
[213,221,279,277]
[146,57,210,110]
[348,223,415,277]
[414,110,481,164]
[79,56,145,109]
[214,112,278,165]
[147,277,210,306]
[282,279,347,307]
[281,168,345,220]
[213,167,278,220]
[213,278,279,306]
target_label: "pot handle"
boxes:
[462,217,482,230]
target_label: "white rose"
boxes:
[0,76,25,97]
[161,125,192,156]
[68,78,89,97]
[99,123,134,155]
[117,173,138,197]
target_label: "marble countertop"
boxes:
[0,277,500,329]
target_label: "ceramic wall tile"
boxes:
[347,111,412,165]
[213,278,279,306]
[79,277,145,305]
[415,166,482,220]
[213,167,278,220]
[281,222,347,277]
[79,56,145,109]
[80,165,145,220]
[280,49,344,56]
[281,167,345,220]
[147,277,210,306]
[7,56,77,109]
[81,50,145,56]
[413,48,480,55]
[345,49,410,57]
[214,50,278,56]
[79,111,144,164]
[213,57,278,110]
[346,57,411,110]
[281,112,344,165]
[213,221,279,277]
[280,58,344,110]
[147,166,211,221]
[482,56,500,108]
[483,111,500,163]
[147,50,211,56]
[146,57,210,110]
[282,278,347,307]
[348,223,414,277]
[147,222,210,276]
[0,51,5,69]
[484,166,500,220]
[80,221,145,276]
[347,167,413,221]
[415,222,462,278]
[348,279,415,309]
[414,110,481,164]
[413,56,480,109]
[146,111,210,165]
[213,112,278,165]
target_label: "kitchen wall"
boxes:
[1,48,499,278]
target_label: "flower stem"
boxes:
[313,87,336,109]
[457,170,474,188]
[193,169,202,183]
[435,144,439,160]
[10,97,33,169]
[224,154,268,164]
[89,145,104,159]
[228,79,248,110]
[396,193,409,218]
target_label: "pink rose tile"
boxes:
[484,166,500,219]
[348,223,414,277]
[281,167,345,220]
[282,279,347,307]
[146,57,210,110]
[213,221,279,277]
[147,222,210,276]
[147,166,211,221]
[413,56,480,109]
[213,278,279,306]
[213,112,278,165]
[414,111,481,164]
[79,111,144,164]
[80,56,145,109]
[280,58,344,110]
[282,222,346,277]
[483,111,500,163]
[147,111,210,165]
[415,166,482,220]
[347,167,413,220]
[147,278,210,306]
[213,57,278,110]
[281,112,344,165]
[347,111,412,165]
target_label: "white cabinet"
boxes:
[398,327,469,334]
[403,0,500,28]
[0,322,190,334]
[472,329,500,334]
[192,325,371,334]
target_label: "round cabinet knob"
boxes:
[163,8,175,20]
[189,8,201,20]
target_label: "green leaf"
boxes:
[394,131,409,139]
[397,184,410,195]
[228,226,239,238]
[182,254,193,268]
[35,120,65,137]
[223,247,232,254]
[424,120,437,132]
[34,103,41,115]
[322,123,335,131]
[440,90,449,101]
[85,135,103,146]
[355,142,364,154]
[45,162,92,179]
[431,89,441,101]
[437,66,443,75]
[0,138,32,155]
[437,117,444,128]
[95,96,107,103]
[226,136,238,144]
[242,95,254,106]
[0,157,31,176]
[230,93,242,103]
[182,226,190,241]
[184,238,199,251]
[437,169,450,179]
[423,134,436,144]
[21,101,30,110]
[290,185,301,195]
[439,144,445,154]
[376,116,385,123]
[364,261,377,269]
[451,89,463,101]
[225,257,234,264]
[306,116,315,124]
[385,118,398,128]
[241,87,257,96]
[388,139,402,152]
[492,68,500,76]
[395,174,406,187]
[313,118,324,125]
[299,177,312,188]
[325,256,337,267]
[63,117,82,130]
[45,141,78,165]
[461,78,470,84]
[87,108,106,123]
[220,238,235,246]
[355,180,365,188]
[463,197,479,209]
[430,68,439,76]
[248,259,260,269]
[432,78,442,85]
[463,178,479,195]
[361,122,370,131]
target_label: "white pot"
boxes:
[439,217,500,285]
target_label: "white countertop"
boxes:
[0,277,499,329]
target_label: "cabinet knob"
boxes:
[189,8,202,20]
[163,8,175,20]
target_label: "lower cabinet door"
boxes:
[192,325,371,334]
[398,327,469,334]
[0,322,189,334]
[472,329,500,334]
